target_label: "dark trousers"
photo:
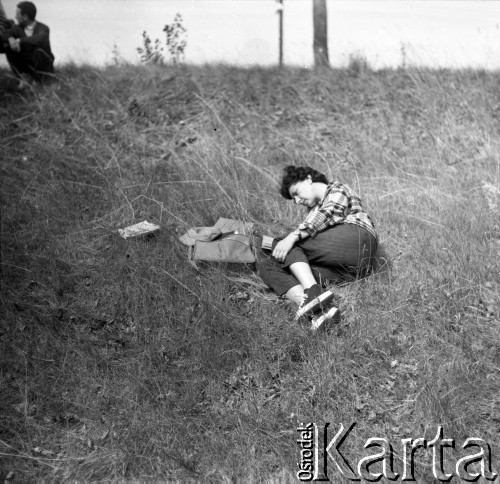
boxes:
[4,47,54,81]
[257,223,378,296]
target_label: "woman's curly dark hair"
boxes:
[280,165,329,199]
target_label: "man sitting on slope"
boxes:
[0,1,54,87]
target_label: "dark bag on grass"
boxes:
[189,232,256,268]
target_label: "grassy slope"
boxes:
[0,63,499,480]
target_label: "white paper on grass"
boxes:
[118,220,161,239]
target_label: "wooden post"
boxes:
[313,0,329,67]
[277,0,283,66]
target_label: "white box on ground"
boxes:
[118,220,161,239]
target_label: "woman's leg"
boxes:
[256,237,317,297]
[256,257,301,297]
[257,223,377,296]
[256,243,332,299]
[299,223,378,280]
[285,284,304,305]
[288,262,317,289]
[256,258,334,313]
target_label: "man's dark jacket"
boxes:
[3,21,54,59]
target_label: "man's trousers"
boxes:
[4,47,54,81]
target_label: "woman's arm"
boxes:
[272,232,298,262]
[271,228,309,262]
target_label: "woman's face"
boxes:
[288,176,319,208]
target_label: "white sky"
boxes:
[1,0,499,69]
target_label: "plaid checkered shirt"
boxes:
[298,181,377,240]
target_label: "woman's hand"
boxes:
[272,233,299,262]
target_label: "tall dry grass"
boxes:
[0,62,499,480]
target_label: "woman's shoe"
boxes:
[296,284,335,320]
[310,305,341,331]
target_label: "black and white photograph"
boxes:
[1,0,499,480]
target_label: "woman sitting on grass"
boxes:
[257,165,378,331]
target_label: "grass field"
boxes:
[1,62,499,481]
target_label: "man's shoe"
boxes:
[16,73,33,90]
[296,284,335,320]
[310,305,341,332]
[17,80,31,90]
